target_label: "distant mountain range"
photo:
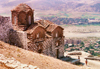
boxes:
[1,0,100,25]
[1,0,100,16]
[27,0,100,12]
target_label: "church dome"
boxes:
[11,3,33,12]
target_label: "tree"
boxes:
[90,50,94,55]
[86,47,89,50]
[72,44,74,47]
[80,42,84,47]
[90,44,94,49]
[98,41,100,44]
[71,48,74,51]
[64,44,68,51]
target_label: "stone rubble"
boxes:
[0,54,39,69]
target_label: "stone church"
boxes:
[9,3,64,58]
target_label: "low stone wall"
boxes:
[68,52,82,55]
[85,57,100,61]
[9,30,27,49]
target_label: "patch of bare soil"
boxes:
[0,41,82,69]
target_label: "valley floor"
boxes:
[63,25,100,38]
[64,32,100,38]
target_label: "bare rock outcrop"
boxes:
[0,54,39,69]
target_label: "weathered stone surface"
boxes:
[0,54,39,69]
[11,3,34,31]
[9,30,28,49]
[0,16,12,42]
[28,37,64,58]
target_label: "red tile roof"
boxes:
[46,24,57,32]
[37,20,64,32]
[26,23,45,34]
[45,34,52,38]
[36,20,53,28]
[11,3,33,12]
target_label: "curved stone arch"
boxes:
[27,11,33,25]
[37,43,43,53]
[14,16,17,25]
[12,11,18,25]
[18,11,27,25]
[52,26,64,37]
[29,26,46,39]
[27,10,33,15]
[55,40,61,46]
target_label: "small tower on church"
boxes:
[11,3,34,31]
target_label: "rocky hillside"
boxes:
[20,0,100,12]
[0,41,83,69]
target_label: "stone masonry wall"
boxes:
[43,37,64,58]
[0,16,13,42]
[27,37,64,58]
[42,38,54,56]
[52,37,64,58]
[9,30,27,49]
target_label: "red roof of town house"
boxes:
[66,48,71,51]
[95,45,99,47]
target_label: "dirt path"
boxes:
[65,51,100,69]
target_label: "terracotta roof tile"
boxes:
[26,23,38,34]
[11,3,33,12]
[36,20,53,28]
[46,24,64,32]
[46,24,58,32]
[45,34,52,38]
[26,23,45,34]
[36,20,64,32]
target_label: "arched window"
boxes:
[28,15,31,24]
[56,42,58,46]
[56,32,58,37]
[56,41,60,46]
[37,33,39,38]
[14,16,17,25]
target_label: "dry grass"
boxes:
[0,41,82,69]
[0,62,14,69]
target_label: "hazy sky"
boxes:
[0,0,37,16]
